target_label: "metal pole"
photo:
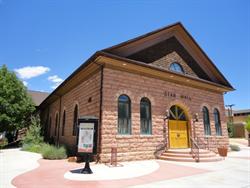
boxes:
[81,154,93,174]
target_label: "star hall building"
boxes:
[39,23,234,162]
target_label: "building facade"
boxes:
[226,109,250,138]
[39,23,234,162]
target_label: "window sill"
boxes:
[139,135,153,138]
[116,135,133,139]
[204,135,213,138]
[215,135,223,137]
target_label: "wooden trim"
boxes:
[97,55,233,93]
[103,23,233,88]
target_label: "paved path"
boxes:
[1,144,250,188]
[131,148,250,188]
[230,138,249,147]
[12,159,208,188]
[0,148,41,188]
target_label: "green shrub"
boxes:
[22,143,43,153]
[227,122,234,138]
[245,115,250,133]
[41,144,67,160]
[0,138,8,149]
[230,144,241,151]
[22,115,43,145]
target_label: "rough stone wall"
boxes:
[150,51,198,77]
[42,70,101,153]
[100,68,228,162]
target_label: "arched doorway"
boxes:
[168,105,189,148]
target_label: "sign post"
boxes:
[77,116,98,174]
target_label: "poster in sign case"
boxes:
[77,116,98,155]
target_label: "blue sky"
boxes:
[0,0,249,110]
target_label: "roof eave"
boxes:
[99,51,235,91]
[38,51,102,109]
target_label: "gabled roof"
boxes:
[102,22,233,89]
[27,90,50,106]
[39,22,234,109]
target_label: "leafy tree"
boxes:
[22,115,43,145]
[227,122,234,138]
[245,115,250,147]
[0,65,35,132]
[245,115,250,133]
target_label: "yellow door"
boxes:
[169,120,188,148]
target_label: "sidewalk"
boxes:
[0,148,41,188]
[131,147,250,188]
[1,145,249,188]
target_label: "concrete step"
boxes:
[160,148,223,162]
[161,152,216,158]
[165,149,210,154]
[159,155,223,162]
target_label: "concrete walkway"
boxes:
[1,143,250,188]
[0,148,41,188]
[64,160,160,181]
[131,148,250,188]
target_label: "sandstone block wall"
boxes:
[150,51,198,77]
[100,68,228,162]
[40,66,229,162]
[41,70,101,154]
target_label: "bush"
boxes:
[22,115,43,145]
[0,138,8,149]
[22,143,43,153]
[227,122,234,138]
[245,115,250,133]
[230,144,241,151]
[41,144,67,160]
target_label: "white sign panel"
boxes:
[78,123,94,153]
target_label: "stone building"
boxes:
[39,22,234,162]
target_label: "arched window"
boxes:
[55,113,58,136]
[73,105,78,136]
[118,95,131,134]
[62,110,66,136]
[214,108,222,136]
[202,107,211,135]
[140,97,152,134]
[169,62,184,74]
[169,105,186,120]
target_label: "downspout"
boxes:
[46,105,50,141]
[44,105,50,141]
[94,61,104,163]
[57,96,62,146]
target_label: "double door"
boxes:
[169,120,188,148]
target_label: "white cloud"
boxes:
[48,75,63,83]
[22,81,28,87]
[15,66,50,79]
[48,75,64,89]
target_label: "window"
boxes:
[140,97,152,134]
[214,108,222,136]
[118,95,131,134]
[202,107,211,135]
[169,62,184,73]
[169,105,186,120]
[55,113,58,136]
[73,105,78,136]
[62,110,66,136]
